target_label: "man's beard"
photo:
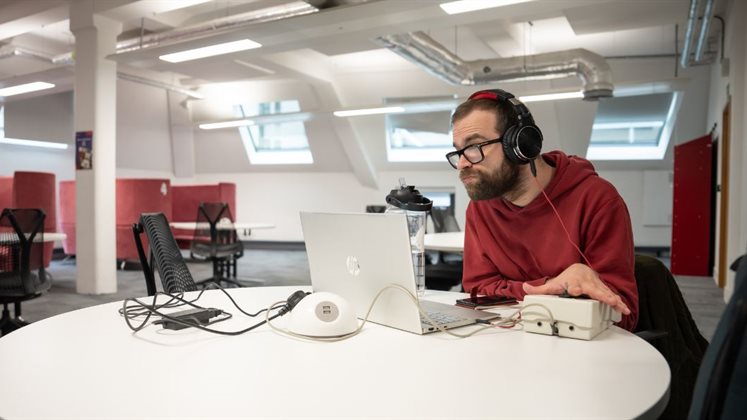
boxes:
[460,160,521,201]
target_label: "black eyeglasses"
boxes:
[445,137,503,169]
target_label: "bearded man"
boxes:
[447,89,638,331]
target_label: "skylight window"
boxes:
[385,97,456,163]
[586,92,681,160]
[235,100,313,165]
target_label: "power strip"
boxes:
[522,295,622,340]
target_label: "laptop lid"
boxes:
[300,212,495,334]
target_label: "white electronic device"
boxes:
[521,294,622,340]
[287,292,359,338]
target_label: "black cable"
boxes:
[120,286,304,335]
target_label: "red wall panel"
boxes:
[671,135,713,276]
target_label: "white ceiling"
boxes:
[0,0,728,176]
[0,0,723,92]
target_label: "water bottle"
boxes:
[385,178,432,296]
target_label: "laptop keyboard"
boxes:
[421,311,465,326]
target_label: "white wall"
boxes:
[1,91,76,181]
[598,170,672,247]
[706,0,747,301]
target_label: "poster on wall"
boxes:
[75,130,93,170]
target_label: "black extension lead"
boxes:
[121,288,310,335]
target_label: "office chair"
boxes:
[133,212,198,295]
[424,207,463,291]
[190,202,245,288]
[634,254,709,419]
[0,208,52,335]
[688,247,747,420]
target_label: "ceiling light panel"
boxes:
[440,0,533,15]
[0,82,55,97]
[333,106,405,117]
[159,39,262,63]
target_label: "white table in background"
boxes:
[170,222,275,238]
[424,231,465,253]
[0,286,669,419]
[0,232,67,243]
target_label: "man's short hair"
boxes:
[451,97,516,135]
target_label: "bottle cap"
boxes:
[385,178,432,212]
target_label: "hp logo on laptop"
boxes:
[345,255,361,276]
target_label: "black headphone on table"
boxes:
[467,89,543,166]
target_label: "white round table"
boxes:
[424,231,465,253]
[0,287,669,419]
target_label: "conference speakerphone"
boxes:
[522,295,621,340]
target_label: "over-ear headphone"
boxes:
[467,89,543,165]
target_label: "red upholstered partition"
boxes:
[171,183,237,249]
[671,134,713,276]
[116,179,172,261]
[58,179,173,261]
[59,181,76,255]
[0,177,12,212]
[13,171,57,266]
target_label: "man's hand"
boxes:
[522,263,631,315]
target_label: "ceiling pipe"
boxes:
[0,45,202,99]
[694,0,715,62]
[115,1,322,55]
[680,0,700,68]
[376,31,613,100]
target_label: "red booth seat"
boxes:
[58,179,173,262]
[0,177,12,212]
[59,181,76,256]
[171,183,236,249]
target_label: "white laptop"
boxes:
[300,212,499,335]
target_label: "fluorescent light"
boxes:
[0,82,55,97]
[199,120,256,130]
[333,106,405,117]
[0,138,68,150]
[199,112,312,130]
[519,91,583,103]
[159,39,262,63]
[440,0,533,15]
[153,0,212,14]
[593,121,664,130]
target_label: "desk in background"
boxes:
[424,231,464,253]
[0,286,669,419]
[170,222,275,239]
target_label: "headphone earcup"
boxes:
[501,125,521,164]
[515,124,543,162]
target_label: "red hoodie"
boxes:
[462,150,638,331]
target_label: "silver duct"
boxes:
[376,31,613,100]
[681,0,716,68]
[680,0,700,68]
[0,45,72,65]
[694,0,715,61]
[0,45,202,99]
[115,1,320,55]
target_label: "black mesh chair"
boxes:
[189,202,246,288]
[424,207,463,291]
[634,254,709,419]
[689,247,747,419]
[0,208,52,335]
[133,212,198,295]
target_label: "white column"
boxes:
[70,0,121,294]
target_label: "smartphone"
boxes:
[455,295,517,308]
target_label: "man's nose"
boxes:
[457,154,472,170]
